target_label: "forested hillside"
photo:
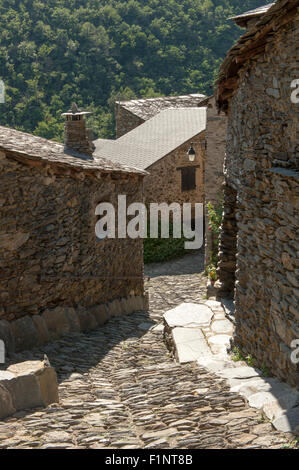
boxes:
[0,0,265,140]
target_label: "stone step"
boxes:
[163,303,214,328]
[172,327,212,364]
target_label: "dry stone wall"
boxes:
[218,18,299,387]
[0,151,147,353]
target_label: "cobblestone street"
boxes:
[0,251,292,449]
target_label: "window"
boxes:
[181,167,196,191]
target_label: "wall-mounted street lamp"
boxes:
[187,143,196,162]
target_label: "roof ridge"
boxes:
[0,125,146,176]
[229,3,275,20]
[119,93,206,105]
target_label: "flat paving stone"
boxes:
[164,303,213,328]
[211,319,234,334]
[208,334,231,346]
[219,366,262,382]
[205,300,223,309]
[272,408,299,435]
[262,392,299,419]
[229,376,280,391]
[197,358,236,373]
[151,324,164,333]
[248,392,280,410]
[172,327,212,363]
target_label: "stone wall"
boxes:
[204,97,227,267]
[0,151,147,353]
[218,18,299,387]
[144,132,206,209]
[216,184,237,298]
[115,105,144,138]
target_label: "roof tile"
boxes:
[95,108,206,170]
[0,126,145,176]
[118,94,206,121]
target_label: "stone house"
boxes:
[115,93,206,138]
[99,95,227,258]
[115,94,227,262]
[216,0,298,387]
[95,108,207,216]
[0,104,148,354]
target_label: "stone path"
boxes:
[163,300,299,435]
[0,251,295,449]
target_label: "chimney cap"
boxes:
[61,102,91,117]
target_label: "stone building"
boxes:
[0,105,148,354]
[99,95,227,259]
[216,0,298,387]
[95,108,207,210]
[115,94,206,138]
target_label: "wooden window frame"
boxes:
[179,166,197,192]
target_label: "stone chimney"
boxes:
[62,103,94,156]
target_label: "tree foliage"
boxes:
[0,0,264,140]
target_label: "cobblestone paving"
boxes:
[0,251,292,449]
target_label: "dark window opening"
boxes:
[181,167,196,191]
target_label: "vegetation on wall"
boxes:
[0,0,265,141]
[205,199,223,282]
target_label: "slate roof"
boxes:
[117,94,207,121]
[0,126,146,176]
[94,138,114,151]
[230,3,275,25]
[94,108,207,170]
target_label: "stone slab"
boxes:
[151,324,164,334]
[262,390,299,419]
[164,303,213,328]
[0,371,15,381]
[248,391,281,410]
[208,334,231,346]
[272,408,299,435]
[211,319,234,334]
[218,366,261,380]
[172,327,212,364]
[229,376,280,391]
[197,358,236,373]
[8,360,44,376]
[0,360,59,418]
[205,300,223,310]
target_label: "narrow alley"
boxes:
[0,251,291,449]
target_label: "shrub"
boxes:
[143,220,194,264]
